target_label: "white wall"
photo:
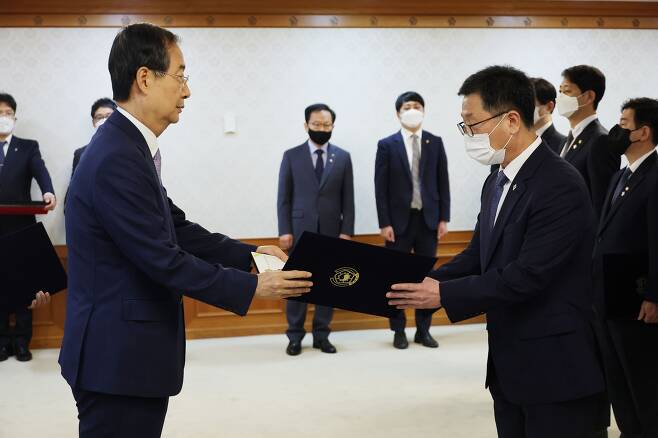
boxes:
[1,27,657,244]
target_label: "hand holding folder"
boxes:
[251,246,312,299]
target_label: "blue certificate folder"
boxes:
[0,222,67,311]
[284,232,437,318]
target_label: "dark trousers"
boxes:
[595,319,658,438]
[72,387,169,438]
[0,216,36,350]
[386,209,438,333]
[489,367,609,438]
[286,301,333,342]
[0,307,32,349]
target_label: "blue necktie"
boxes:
[488,171,509,230]
[315,149,324,183]
[611,167,633,206]
[0,141,6,176]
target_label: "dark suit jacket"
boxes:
[277,142,354,240]
[0,136,54,235]
[431,142,604,405]
[592,152,658,317]
[71,145,86,176]
[375,130,450,235]
[59,110,258,398]
[540,123,567,155]
[562,119,620,217]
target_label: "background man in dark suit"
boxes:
[71,97,116,176]
[531,77,566,154]
[60,24,312,438]
[0,92,56,362]
[375,91,450,350]
[556,65,620,217]
[388,66,608,438]
[277,103,354,356]
[592,97,658,438]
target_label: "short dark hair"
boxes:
[458,65,534,128]
[561,65,606,110]
[91,98,117,119]
[0,93,17,113]
[531,78,557,106]
[621,97,658,145]
[395,91,425,112]
[305,103,336,123]
[108,23,180,101]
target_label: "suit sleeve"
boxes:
[93,151,257,316]
[374,140,391,228]
[277,151,293,236]
[437,137,451,222]
[587,134,620,218]
[168,197,256,271]
[440,176,595,323]
[645,177,658,303]
[340,153,355,235]
[29,141,55,195]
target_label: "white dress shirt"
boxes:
[535,121,553,137]
[117,107,159,158]
[1,133,11,158]
[628,148,656,173]
[495,136,543,223]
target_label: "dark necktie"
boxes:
[488,171,509,230]
[0,141,6,175]
[561,131,574,158]
[315,149,324,183]
[153,149,162,181]
[611,167,633,206]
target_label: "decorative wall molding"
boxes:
[1,14,657,28]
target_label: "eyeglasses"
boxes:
[308,122,333,130]
[156,71,190,87]
[457,110,509,137]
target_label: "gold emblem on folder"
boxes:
[330,267,360,287]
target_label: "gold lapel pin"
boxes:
[512,184,517,191]
[426,139,430,144]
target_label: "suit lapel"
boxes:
[319,144,337,190]
[482,144,547,269]
[479,174,497,268]
[598,153,657,234]
[419,131,430,180]
[394,132,413,183]
[565,119,600,160]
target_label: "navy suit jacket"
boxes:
[277,142,354,240]
[59,111,258,398]
[592,152,658,316]
[561,119,620,217]
[431,142,604,405]
[375,130,450,235]
[0,136,54,235]
[541,123,567,155]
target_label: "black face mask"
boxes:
[608,124,639,156]
[308,129,332,145]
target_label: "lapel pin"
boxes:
[624,186,629,191]
[329,159,334,163]
[512,184,517,191]
[14,148,18,152]
[426,139,430,144]
[578,139,583,144]
[621,192,626,197]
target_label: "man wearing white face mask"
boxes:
[0,92,56,362]
[375,91,451,349]
[557,65,620,217]
[387,66,609,438]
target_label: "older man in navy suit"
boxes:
[388,66,608,438]
[0,92,56,362]
[60,24,312,438]
[277,103,354,356]
[375,91,451,349]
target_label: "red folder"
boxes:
[0,202,49,215]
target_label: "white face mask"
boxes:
[94,117,108,130]
[556,92,585,118]
[533,107,541,125]
[0,116,15,135]
[463,113,513,166]
[400,108,424,129]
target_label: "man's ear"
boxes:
[134,67,151,95]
